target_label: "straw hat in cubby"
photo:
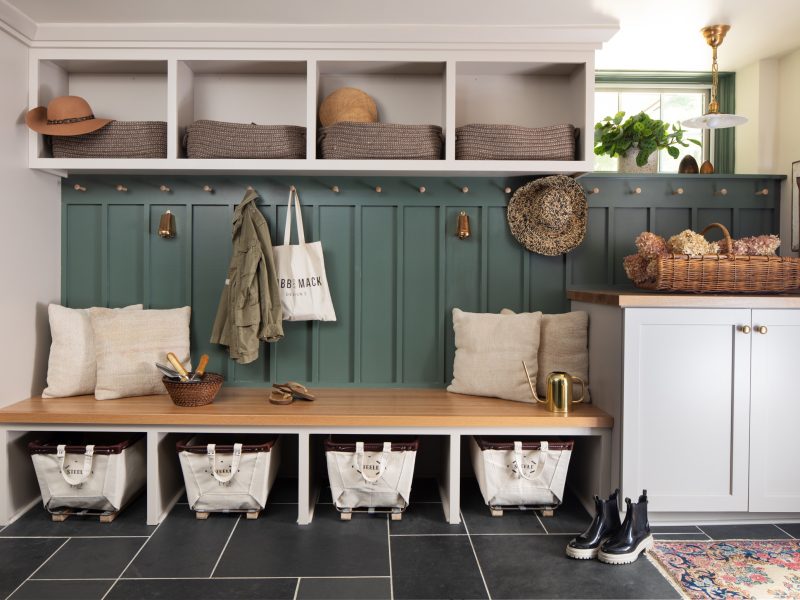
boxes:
[319,87,378,127]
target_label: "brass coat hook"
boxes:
[456,211,471,240]
[157,210,176,239]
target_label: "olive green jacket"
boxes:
[210,189,283,363]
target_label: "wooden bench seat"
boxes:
[0,388,613,428]
[0,388,612,527]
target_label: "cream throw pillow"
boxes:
[448,308,542,403]
[501,309,590,401]
[91,307,191,400]
[42,304,142,398]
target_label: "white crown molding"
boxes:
[27,22,617,50]
[0,0,36,44]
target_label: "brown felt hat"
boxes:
[507,175,587,256]
[319,87,378,127]
[26,96,112,136]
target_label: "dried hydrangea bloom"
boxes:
[733,235,781,256]
[645,257,661,279]
[623,254,654,284]
[667,229,719,256]
[634,232,668,259]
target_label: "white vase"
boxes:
[618,150,657,173]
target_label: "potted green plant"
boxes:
[594,111,701,173]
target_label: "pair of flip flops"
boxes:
[269,382,315,405]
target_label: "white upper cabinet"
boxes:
[26,41,606,175]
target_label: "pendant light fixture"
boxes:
[682,25,748,129]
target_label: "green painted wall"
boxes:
[62,174,782,387]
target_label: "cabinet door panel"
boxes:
[623,308,751,512]
[749,309,800,512]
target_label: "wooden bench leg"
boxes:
[539,509,554,517]
[99,512,118,524]
[51,510,73,522]
[195,511,210,520]
[246,511,260,520]
[340,511,352,521]
[490,508,504,517]
[390,512,402,521]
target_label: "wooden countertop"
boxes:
[0,388,612,429]
[568,289,800,309]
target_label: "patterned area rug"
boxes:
[648,540,800,599]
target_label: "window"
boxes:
[594,87,710,172]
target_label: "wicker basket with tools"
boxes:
[159,353,223,407]
[638,223,800,293]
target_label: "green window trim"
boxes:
[595,71,735,174]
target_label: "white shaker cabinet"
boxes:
[570,291,800,517]
[622,308,752,512]
[749,309,800,512]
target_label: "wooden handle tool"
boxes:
[166,352,190,382]
[192,354,209,380]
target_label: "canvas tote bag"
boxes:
[30,437,146,512]
[273,188,336,321]
[325,440,418,510]
[470,437,573,507]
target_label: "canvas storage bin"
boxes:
[177,435,281,513]
[455,123,576,161]
[319,122,443,160]
[29,434,146,513]
[51,121,167,158]
[470,437,573,508]
[184,120,307,159]
[325,437,418,511]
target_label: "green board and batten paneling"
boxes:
[61,174,783,387]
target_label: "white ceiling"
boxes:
[5,0,800,70]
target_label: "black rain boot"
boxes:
[598,490,654,565]
[565,489,622,559]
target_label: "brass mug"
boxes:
[523,363,585,414]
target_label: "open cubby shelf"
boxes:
[28,50,596,175]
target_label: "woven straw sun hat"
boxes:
[26,96,112,136]
[319,87,378,127]
[507,175,587,256]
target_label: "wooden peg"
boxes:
[716,188,728,196]
[375,186,382,193]
[115,184,128,193]
[461,186,469,194]
[755,188,769,196]
[632,187,642,195]
[673,187,684,195]
[504,187,512,194]
[202,185,214,193]
[418,186,426,194]
[289,185,297,192]
[246,185,254,192]
[331,185,340,193]
[585,187,600,195]
[159,185,171,193]
[73,184,86,192]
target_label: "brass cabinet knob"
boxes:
[740,325,751,334]
[757,325,768,334]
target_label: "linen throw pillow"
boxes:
[501,309,590,401]
[448,308,542,403]
[91,307,191,400]
[42,304,143,398]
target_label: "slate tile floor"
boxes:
[1,479,797,600]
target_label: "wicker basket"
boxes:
[319,122,443,160]
[51,121,167,158]
[455,123,576,161]
[184,120,306,159]
[163,373,224,407]
[638,223,800,293]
